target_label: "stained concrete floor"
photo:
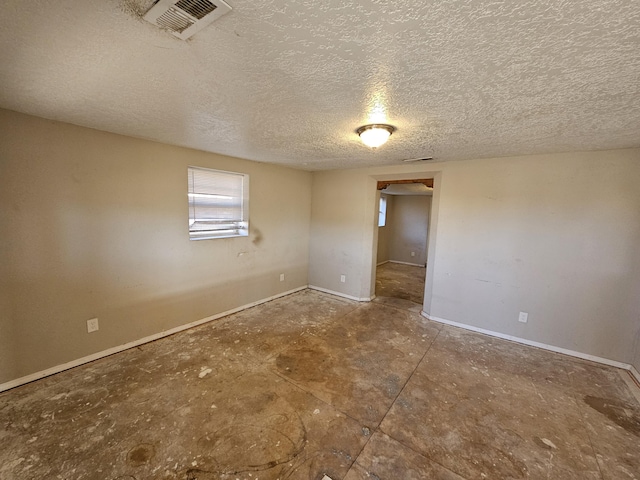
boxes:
[1,288,639,480]
[375,262,425,307]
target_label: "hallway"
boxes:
[375,261,426,305]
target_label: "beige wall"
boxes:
[631,282,640,374]
[0,277,15,381]
[309,169,377,299]
[309,149,640,364]
[376,194,392,265]
[388,195,431,266]
[633,334,640,374]
[0,109,312,384]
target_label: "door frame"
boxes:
[368,171,442,316]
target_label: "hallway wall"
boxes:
[388,195,431,266]
[376,194,392,265]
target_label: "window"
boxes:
[378,195,387,227]
[188,166,249,240]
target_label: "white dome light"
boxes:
[357,124,396,148]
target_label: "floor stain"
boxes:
[127,444,155,466]
[276,347,331,383]
[195,424,303,472]
[584,395,640,437]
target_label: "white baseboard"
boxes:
[631,366,640,384]
[308,285,373,302]
[0,286,308,393]
[389,260,425,268]
[422,312,633,371]
[376,260,389,266]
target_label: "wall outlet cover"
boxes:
[518,312,528,323]
[280,273,285,281]
[87,318,99,333]
[340,275,346,283]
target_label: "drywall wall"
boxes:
[630,275,640,375]
[310,169,376,299]
[388,195,430,266]
[309,149,640,365]
[633,334,640,374]
[0,109,312,384]
[0,276,15,382]
[376,194,392,265]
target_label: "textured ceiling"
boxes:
[0,0,639,170]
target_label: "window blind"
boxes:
[188,166,249,240]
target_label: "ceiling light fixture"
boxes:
[357,124,396,148]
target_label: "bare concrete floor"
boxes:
[1,289,639,479]
[375,262,425,309]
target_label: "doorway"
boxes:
[372,178,434,310]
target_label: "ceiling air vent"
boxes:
[143,0,232,40]
[402,157,434,163]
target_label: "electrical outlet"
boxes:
[411,251,416,257]
[340,275,346,283]
[279,273,285,281]
[518,312,528,323]
[87,318,99,333]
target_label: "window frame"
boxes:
[378,194,387,227]
[187,166,249,241]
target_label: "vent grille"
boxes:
[156,7,195,33]
[175,0,217,19]
[402,157,434,163]
[143,0,231,40]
